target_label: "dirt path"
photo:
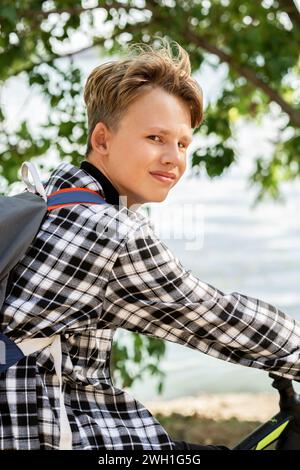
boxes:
[144,393,279,421]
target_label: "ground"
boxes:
[155,413,262,448]
[144,393,279,448]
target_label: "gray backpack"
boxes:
[0,162,107,372]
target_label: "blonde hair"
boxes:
[83,37,204,156]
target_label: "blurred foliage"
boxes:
[111,331,166,393]
[1,0,300,390]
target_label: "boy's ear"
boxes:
[91,122,110,154]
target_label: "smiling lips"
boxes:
[150,171,176,184]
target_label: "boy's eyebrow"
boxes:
[146,127,193,143]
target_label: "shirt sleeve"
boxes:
[102,221,300,381]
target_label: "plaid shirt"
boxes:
[1,162,300,450]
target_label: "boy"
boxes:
[1,39,299,450]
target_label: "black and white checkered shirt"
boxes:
[1,162,300,450]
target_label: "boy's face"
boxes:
[89,87,193,209]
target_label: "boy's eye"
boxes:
[148,135,161,142]
[147,135,186,149]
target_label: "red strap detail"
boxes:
[48,187,104,198]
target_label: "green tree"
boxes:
[1,0,300,390]
[1,0,300,200]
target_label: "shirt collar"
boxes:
[80,161,120,206]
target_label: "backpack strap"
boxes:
[21,161,107,210]
[21,161,47,202]
[47,188,107,211]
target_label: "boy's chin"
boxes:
[151,192,169,203]
[126,191,169,209]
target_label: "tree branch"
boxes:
[14,20,147,76]
[11,2,149,76]
[12,0,300,128]
[183,28,300,128]
[19,1,144,19]
[277,0,300,30]
[145,0,300,127]
[16,39,111,76]
[19,5,100,18]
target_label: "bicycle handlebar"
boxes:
[268,372,300,449]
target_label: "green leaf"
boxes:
[0,5,17,24]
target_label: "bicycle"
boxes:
[232,373,300,450]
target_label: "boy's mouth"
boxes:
[149,172,176,183]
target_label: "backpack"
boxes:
[0,161,107,372]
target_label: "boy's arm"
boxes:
[103,222,300,381]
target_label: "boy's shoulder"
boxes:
[45,162,151,238]
[45,162,102,195]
